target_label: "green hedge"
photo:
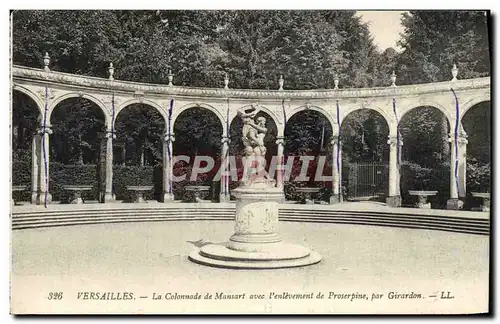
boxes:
[172,163,215,201]
[464,161,490,210]
[466,161,490,193]
[12,160,31,202]
[284,181,330,202]
[13,158,490,208]
[400,162,450,208]
[112,164,218,202]
[113,165,156,201]
[50,163,100,202]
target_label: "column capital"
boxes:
[448,133,468,144]
[331,135,341,145]
[163,132,175,143]
[106,130,117,139]
[276,136,285,145]
[457,134,468,144]
[221,136,231,144]
[37,125,53,135]
[387,135,399,146]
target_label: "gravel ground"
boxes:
[10,221,489,314]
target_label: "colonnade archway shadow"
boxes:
[50,97,106,203]
[283,110,332,202]
[461,100,491,210]
[12,90,39,203]
[113,103,165,202]
[399,106,451,208]
[340,109,389,202]
[173,107,223,202]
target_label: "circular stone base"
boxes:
[189,242,322,269]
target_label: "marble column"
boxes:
[31,133,40,204]
[447,132,467,209]
[219,135,231,202]
[396,135,403,200]
[163,132,175,202]
[104,130,116,202]
[275,136,285,189]
[457,132,468,198]
[386,135,401,207]
[330,135,342,204]
[35,125,52,205]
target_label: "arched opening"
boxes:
[173,107,223,201]
[50,97,106,203]
[284,110,332,202]
[12,90,40,203]
[113,103,165,202]
[229,109,278,195]
[399,106,451,208]
[462,100,491,208]
[340,109,389,201]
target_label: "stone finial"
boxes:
[108,62,114,80]
[278,75,284,91]
[451,64,458,81]
[334,74,339,90]
[43,52,50,72]
[224,72,229,90]
[168,69,174,86]
[391,71,397,87]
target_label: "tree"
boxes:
[396,11,490,85]
[395,11,490,165]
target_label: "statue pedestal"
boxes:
[189,182,322,269]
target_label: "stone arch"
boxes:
[399,101,453,132]
[12,84,44,117]
[229,104,281,136]
[340,105,395,135]
[48,92,110,127]
[173,102,225,134]
[115,99,168,129]
[288,105,337,135]
[459,93,491,121]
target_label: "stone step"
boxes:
[281,210,489,224]
[282,217,488,235]
[13,214,487,231]
[12,209,489,235]
[13,216,234,229]
[13,217,487,235]
[280,213,489,226]
[13,210,233,219]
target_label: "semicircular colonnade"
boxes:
[11,64,490,208]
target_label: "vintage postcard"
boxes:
[9,9,491,315]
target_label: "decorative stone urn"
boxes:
[471,192,490,212]
[408,190,438,209]
[189,105,321,269]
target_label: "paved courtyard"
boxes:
[11,220,489,314]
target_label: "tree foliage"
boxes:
[396,10,490,84]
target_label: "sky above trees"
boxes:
[356,11,407,51]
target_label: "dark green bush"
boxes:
[400,162,450,208]
[113,165,156,201]
[12,160,31,202]
[50,163,99,202]
[467,161,490,193]
[171,163,214,201]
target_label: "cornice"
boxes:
[12,65,491,101]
